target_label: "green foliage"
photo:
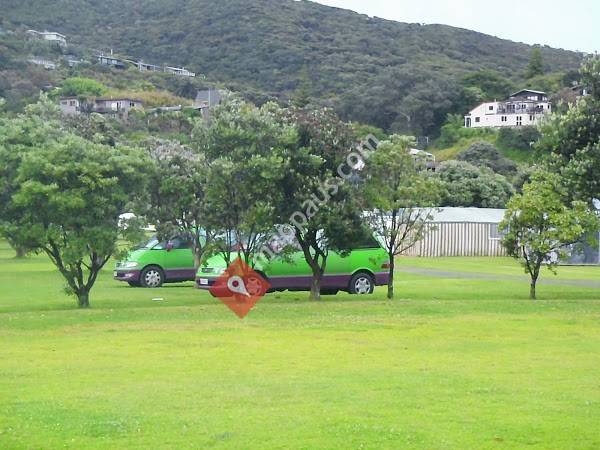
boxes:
[435,160,514,208]
[436,114,497,148]
[457,141,518,177]
[60,77,107,97]
[145,139,210,269]
[275,106,365,300]
[461,70,515,101]
[526,48,545,79]
[196,100,297,267]
[1,0,582,133]
[497,126,540,152]
[362,135,441,299]
[500,170,598,299]
[0,98,149,307]
[538,55,600,203]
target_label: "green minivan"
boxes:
[114,236,196,287]
[196,239,390,295]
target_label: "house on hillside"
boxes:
[164,66,196,77]
[128,60,162,72]
[93,98,143,117]
[27,29,67,46]
[97,54,127,69]
[28,57,56,70]
[401,208,508,257]
[464,89,552,129]
[58,97,143,118]
[59,97,82,114]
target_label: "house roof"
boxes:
[95,97,143,103]
[427,207,506,223]
[510,89,547,97]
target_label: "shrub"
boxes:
[457,141,517,177]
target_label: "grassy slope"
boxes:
[1,240,600,449]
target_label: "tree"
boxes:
[461,70,515,101]
[59,77,107,97]
[457,141,517,177]
[145,139,211,271]
[197,100,294,268]
[362,135,441,299]
[274,107,367,300]
[435,160,514,208]
[291,66,313,108]
[538,55,600,203]
[0,102,149,307]
[526,48,544,79]
[500,171,598,300]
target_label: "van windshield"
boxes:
[140,237,166,250]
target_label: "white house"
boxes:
[464,89,552,129]
[164,66,196,77]
[28,57,56,70]
[27,30,67,46]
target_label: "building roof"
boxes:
[427,207,506,223]
[95,97,143,103]
[510,89,547,97]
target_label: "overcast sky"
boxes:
[312,0,599,54]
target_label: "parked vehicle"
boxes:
[196,237,390,295]
[114,236,195,287]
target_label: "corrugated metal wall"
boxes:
[403,222,508,257]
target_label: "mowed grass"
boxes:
[1,240,600,449]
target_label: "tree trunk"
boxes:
[309,270,322,301]
[387,257,395,300]
[193,247,202,271]
[15,246,26,258]
[529,278,537,300]
[77,290,90,308]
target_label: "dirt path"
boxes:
[398,267,600,289]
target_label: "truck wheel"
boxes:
[349,272,374,295]
[140,266,164,288]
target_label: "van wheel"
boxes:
[349,272,374,295]
[140,266,164,288]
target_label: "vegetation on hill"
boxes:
[1,0,583,134]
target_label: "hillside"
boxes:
[0,0,583,134]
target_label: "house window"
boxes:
[69,100,76,106]
[516,116,522,126]
[475,117,480,123]
[501,116,507,122]
[530,115,534,121]
[130,102,135,107]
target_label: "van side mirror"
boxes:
[166,242,174,252]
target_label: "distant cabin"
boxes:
[401,208,508,257]
[59,97,143,118]
[27,29,67,46]
[97,54,127,69]
[464,89,552,129]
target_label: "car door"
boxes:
[162,236,195,281]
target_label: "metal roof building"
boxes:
[402,207,508,257]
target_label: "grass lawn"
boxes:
[1,240,600,449]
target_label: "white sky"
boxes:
[311,0,599,53]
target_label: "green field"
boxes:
[1,240,600,449]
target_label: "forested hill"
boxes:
[1,0,583,134]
